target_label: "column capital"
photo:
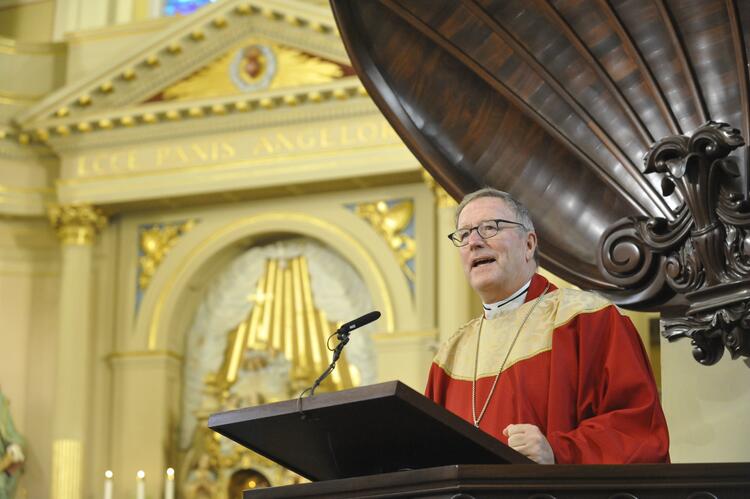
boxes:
[48,204,108,245]
[421,171,457,209]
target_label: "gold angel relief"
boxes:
[138,220,196,290]
[355,199,416,283]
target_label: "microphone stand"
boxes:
[295,310,380,418]
[297,329,351,417]
[310,333,349,397]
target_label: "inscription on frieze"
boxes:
[69,121,399,178]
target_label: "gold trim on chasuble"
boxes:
[433,288,612,380]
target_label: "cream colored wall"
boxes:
[661,336,750,462]
[0,40,66,122]
[86,225,119,499]
[372,331,436,392]
[53,0,160,41]
[109,353,181,499]
[0,217,59,499]
[0,151,58,217]
[435,199,473,344]
[64,16,175,81]
[0,1,55,42]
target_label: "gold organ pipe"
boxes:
[271,260,285,352]
[283,267,295,363]
[226,320,248,384]
[222,255,358,392]
[291,258,311,376]
[257,259,278,346]
[299,257,323,370]
[247,261,270,349]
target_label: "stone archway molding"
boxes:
[133,209,405,353]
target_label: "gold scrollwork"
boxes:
[47,204,107,246]
[354,199,416,284]
[138,220,196,290]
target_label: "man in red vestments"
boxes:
[425,188,669,464]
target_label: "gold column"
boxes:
[427,177,473,343]
[48,204,107,499]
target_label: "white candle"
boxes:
[103,470,113,499]
[165,468,175,499]
[136,470,145,499]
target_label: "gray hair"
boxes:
[455,187,538,261]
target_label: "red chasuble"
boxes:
[425,274,669,464]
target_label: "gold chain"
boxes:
[471,284,549,428]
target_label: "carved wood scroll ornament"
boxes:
[599,121,750,366]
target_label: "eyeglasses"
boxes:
[447,219,527,247]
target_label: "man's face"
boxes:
[456,197,536,303]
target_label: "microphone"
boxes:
[336,311,381,339]
[297,311,382,411]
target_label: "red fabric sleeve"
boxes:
[424,362,446,404]
[424,364,437,399]
[546,306,670,464]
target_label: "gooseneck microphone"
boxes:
[297,311,382,414]
[336,310,381,339]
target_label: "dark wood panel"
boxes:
[330,0,750,311]
[668,0,739,125]
[612,0,705,132]
[339,0,655,289]
[245,462,750,498]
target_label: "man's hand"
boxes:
[503,424,555,464]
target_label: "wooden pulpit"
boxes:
[210,381,750,498]
[209,381,530,481]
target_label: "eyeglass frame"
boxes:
[447,218,528,247]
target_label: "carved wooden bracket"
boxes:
[599,121,750,366]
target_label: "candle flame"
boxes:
[166,468,175,480]
[137,470,145,480]
[105,470,113,479]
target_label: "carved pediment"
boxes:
[148,37,353,103]
[2,1,397,215]
[15,0,348,128]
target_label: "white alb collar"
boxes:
[482,278,532,319]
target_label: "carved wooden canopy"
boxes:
[331,0,750,364]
